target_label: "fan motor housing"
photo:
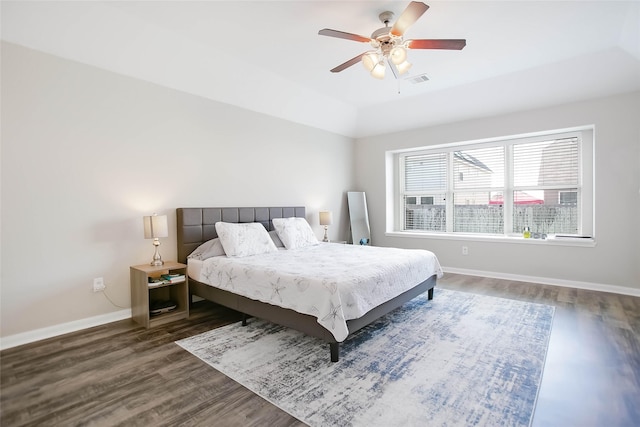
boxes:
[371,11,400,47]
[371,26,391,41]
[371,28,402,53]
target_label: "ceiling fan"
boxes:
[318,1,466,80]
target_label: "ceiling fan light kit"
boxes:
[318,1,466,81]
[396,60,412,75]
[390,46,408,65]
[362,52,379,72]
[371,61,386,80]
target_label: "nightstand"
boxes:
[130,261,189,328]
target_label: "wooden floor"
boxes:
[1,273,639,426]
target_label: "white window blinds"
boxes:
[404,153,447,193]
[399,132,585,236]
[512,137,580,234]
[403,153,447,231]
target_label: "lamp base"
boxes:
[322,226,329,243]
[150,239,164,266]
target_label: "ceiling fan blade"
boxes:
[390,1,429,37]
[318,28,371,43]
[330,52,366,73]
[407,39,467,50]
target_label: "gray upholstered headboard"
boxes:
[176,207,306,263]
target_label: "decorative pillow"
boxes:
[188,238,226,260]
[272,217,319,250]
[269,230,284,248]
[214,222,278,257]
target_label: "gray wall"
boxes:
[0,42,354,339]
[355,91,640,292]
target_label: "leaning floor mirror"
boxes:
[347,191,371,245]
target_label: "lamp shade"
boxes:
[143,214,168,239]
[370,61,386,79]
[396,60,412,75]
[319,211,333,226]
[362,52,379,72]
[390,46,407,65]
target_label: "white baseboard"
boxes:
[443,266,640,297]
[0,309,132,351]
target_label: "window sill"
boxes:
[385,231,596,247]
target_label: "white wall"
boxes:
[3,40,638,347]
[355,91,640,292]
[0,42,355,341]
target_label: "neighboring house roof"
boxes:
[489,193,544,205]
[454,151,492,173]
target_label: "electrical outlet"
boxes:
[93,277,105,292]
[462,246,469,256]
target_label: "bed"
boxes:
[177,207,442,362]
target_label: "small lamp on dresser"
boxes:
[319,211,333,242]
[143,213,168,266]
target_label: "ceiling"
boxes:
[2,1,639,138]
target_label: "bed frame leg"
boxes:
[242,314,248,326]
[428,288,434,300]
[330,342,340,362]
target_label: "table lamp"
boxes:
[143,213,168,266]
[319,211,333,242]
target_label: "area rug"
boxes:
[176,289,554,427]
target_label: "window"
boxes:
[393,128,593,238]
[559,191,578,205]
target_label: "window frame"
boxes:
[387,126,595,244]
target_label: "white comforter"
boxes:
[189,243,443,341]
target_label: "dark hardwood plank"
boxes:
[2,274,639,426]
[439,273,640,427]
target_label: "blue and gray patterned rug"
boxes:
[176,289,554,426]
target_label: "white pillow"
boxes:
[272,217,319,250]
[214,222,278,257]
[188,238,226,260]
